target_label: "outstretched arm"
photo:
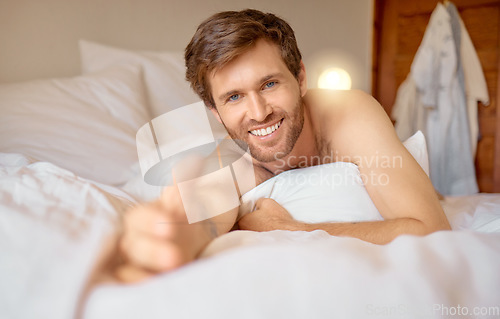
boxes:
[239,90,451,244]
[238,198,448,245]
[113,185,238,283]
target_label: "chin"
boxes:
[247,141,291,163]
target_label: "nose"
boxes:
[246,93,272,122]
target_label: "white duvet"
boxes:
[2,153,500,319]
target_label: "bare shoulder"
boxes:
[306,89,448,229]
[305,89,397,154]
[305,89,386,123]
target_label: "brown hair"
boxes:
[185,9,302,109]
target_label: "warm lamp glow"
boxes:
[318,67,352,90]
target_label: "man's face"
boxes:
[209,40,307,163]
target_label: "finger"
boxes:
[114,264,155,284]
[120,231,184,272]
[124,203,174,238]
[238,211,256,230]
[158,186,188,222]
[237,217,248,230]
[255,197,272,210]
[160,186,183,208]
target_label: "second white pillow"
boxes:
[79,40,200,118]
[0,64,149,185]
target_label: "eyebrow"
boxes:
[217,73,283,103]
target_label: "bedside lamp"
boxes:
[318,67,352,90]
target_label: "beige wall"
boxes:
[0,0,373,92]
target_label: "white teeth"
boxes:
[250,120,281,137]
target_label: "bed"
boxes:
[1,40,500,319]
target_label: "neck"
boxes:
[257,103,319,175]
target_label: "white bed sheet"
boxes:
[86,230,500,319]
[0,153,130,319]
[1,153,499,319]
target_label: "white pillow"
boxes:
[402,130,430,176]
[238,131,431,223]
[239,162,384,224]
[0,64,150,185]
[79,40,200,117]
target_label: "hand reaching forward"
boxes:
[238,198,301,232]
[113,186,214,283]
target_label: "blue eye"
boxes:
[265,81,276,89]
[228,94,240,102]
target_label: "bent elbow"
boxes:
[423,216,452,235]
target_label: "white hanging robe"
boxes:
[392,3,488,195]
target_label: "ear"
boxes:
[298,61,307,97]
[209,107,222,123]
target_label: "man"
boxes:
[115,9,450,283]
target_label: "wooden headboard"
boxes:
[372,0,500,192]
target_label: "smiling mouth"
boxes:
[249,119,283,137]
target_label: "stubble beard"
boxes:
[220,97,305,163]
